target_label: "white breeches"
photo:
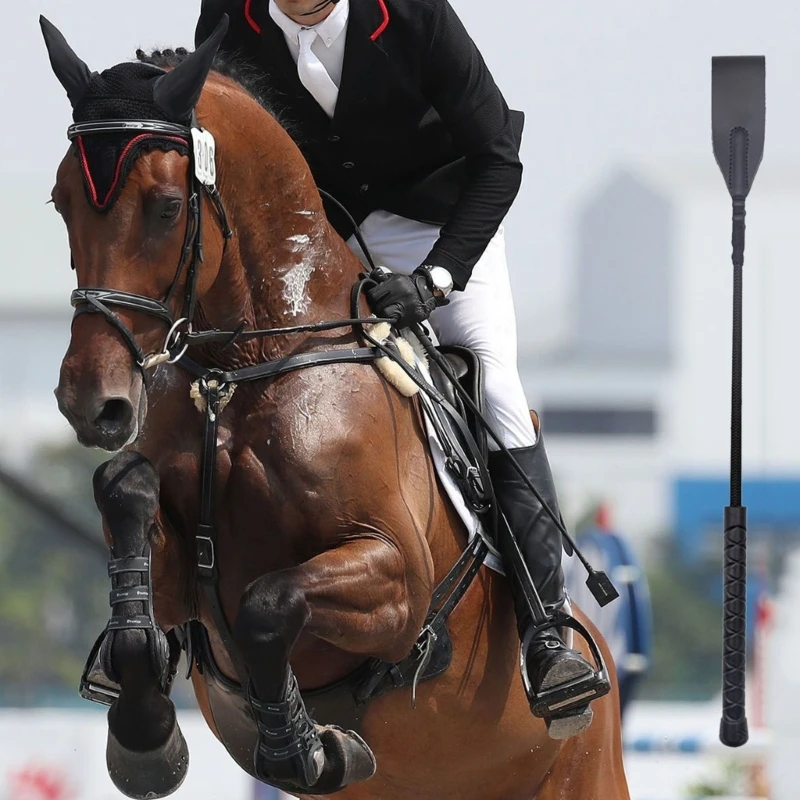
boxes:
[347,210,536,449]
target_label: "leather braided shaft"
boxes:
[720,505,748,746]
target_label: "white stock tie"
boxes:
[297,27,339,118]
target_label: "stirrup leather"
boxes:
[520,611,611,719]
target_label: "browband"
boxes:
[67,120,193,140]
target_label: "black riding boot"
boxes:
[488,424,610,739]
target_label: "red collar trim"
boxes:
[244,0,262,34]
[370,0,390,40]
[245,0,389,40]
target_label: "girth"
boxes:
[184,343,491,704]
[66,112,492,719]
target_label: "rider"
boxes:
[195,0,609,738]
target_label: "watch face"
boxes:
[429,267,453,294]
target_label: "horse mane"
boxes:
[135,46,283,124]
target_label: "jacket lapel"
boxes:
[331,0,389,126]
[251,0,389,127]
[255,6,333,123]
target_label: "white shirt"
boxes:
[269,0,446,283]
[269,0,350,88]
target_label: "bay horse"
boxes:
[42,14,629,800]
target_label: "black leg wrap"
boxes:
[81,454,176,706]
[80,547,175,706]
[249,672,375,795]
[250,671,325,790]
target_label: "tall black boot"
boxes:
[488,422,610,739]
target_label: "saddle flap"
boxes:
[430,344,487,460]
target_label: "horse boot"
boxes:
[488,422,611,740]
[249,668,376,795]
[249,670,325,791]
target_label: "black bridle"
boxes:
[66,115,384,371]
[64,114,396,682]
[66,111,614,717]
[67,116,233,371]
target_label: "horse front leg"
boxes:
[89,451,188,799]
[232,537,430,795]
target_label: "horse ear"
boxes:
[39,16,93,108]
[153,14,230,123]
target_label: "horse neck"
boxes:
[196,78,362,364]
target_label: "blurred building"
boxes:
[522,163,800,567]
[0,309,73,462]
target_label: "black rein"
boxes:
[64,114,490,701]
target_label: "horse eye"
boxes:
[160,198,183,220]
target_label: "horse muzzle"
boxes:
[56,378,147,451]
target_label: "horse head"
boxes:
[42,15,348,451]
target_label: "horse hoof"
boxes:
[312,725,377,793]
[546,707,594,741]
[106,720,189,799]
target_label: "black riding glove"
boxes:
[365,269,449,328]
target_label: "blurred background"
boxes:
[3,0,800,798]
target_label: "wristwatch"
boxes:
[419,265,454,298]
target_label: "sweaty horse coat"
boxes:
[43,15,630,799]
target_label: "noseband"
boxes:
[67,116,232,371]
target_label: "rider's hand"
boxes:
[365,269,448,328]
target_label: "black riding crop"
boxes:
[710,55,766,748]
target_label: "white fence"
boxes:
[0,708,253,800]
[0,703,778,800]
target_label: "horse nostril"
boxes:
[94,398,134,437]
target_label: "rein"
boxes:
[66,113,489,696]
[66,110,611,703]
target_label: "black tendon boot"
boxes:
[250,671,325,790]
[488,421,610,739]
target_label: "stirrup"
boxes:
[520,611,611,719]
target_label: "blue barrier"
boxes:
[624,732,770,755]
[564,524,654,716]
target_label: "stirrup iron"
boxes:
[520,611,611,720]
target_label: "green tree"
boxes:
[640,536,722,700]
[0,441,107,705]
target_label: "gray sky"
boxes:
[4,0,800,351]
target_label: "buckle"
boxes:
[196,536,215,571]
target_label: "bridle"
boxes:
[67,115,232,372]
[64,110,395,684]
[67,108,612,717]
[65,113,382,372]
